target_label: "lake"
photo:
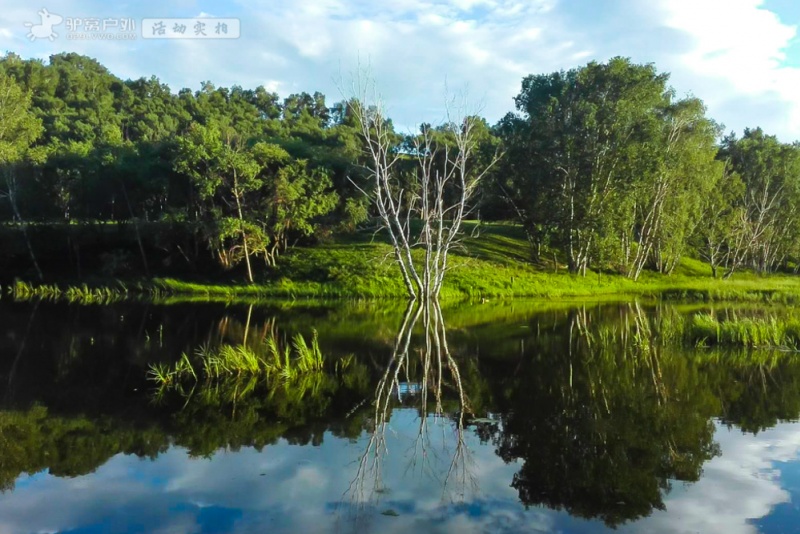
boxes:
[1,299,799,533]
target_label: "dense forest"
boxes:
[1,52,799,283]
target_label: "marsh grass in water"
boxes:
[688,314,800,349]
[147,330,331,390]
[9,280,133,304]
[578,304,800,353]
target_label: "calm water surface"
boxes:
[1,299,799,533]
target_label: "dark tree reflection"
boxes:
[487,304,721,526]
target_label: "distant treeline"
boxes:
[0,52,799,281]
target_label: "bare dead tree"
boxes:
[347,75,501,300]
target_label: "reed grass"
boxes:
[688,313,800,349]
[147,330,328,388]
[9,280,131,304]
[579,306,800,353]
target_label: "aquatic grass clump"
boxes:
[692,346,789,368]
[689,314,720,346]
[578,305,800,354]
[147,330,327,388]
[292,332,324,373]
[63,283,129,304]
[11,280,61,299]
[147,353,196,387]
[688,313,800,349]
[9,279,130,304]
[147,362,175,386]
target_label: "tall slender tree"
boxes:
[0,73,45,280]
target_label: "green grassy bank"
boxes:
[7,222,800,303]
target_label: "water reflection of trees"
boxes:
[346,300,476,513]
[3,301,800,526]
[483,303,800,526]
[487,304,721,526]
[0,304,376,490]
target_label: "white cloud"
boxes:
[263,79,283,92]
[657,0,800,139]
[622,422,800,534]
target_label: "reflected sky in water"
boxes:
[1,412,799,533]
[2,300,800,533]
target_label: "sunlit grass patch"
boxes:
[147,330,329,388]
[688,313,800,349]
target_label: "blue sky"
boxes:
[1,0,798,141]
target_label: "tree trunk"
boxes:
[232,173,253,284]
[4,169,43,281]
[119,178,150,277]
